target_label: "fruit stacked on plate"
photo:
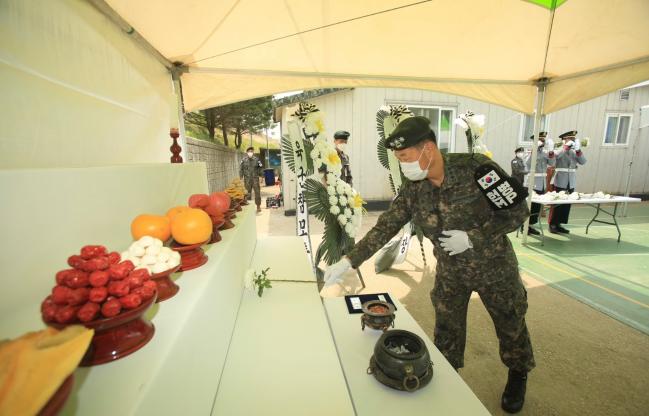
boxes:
[41,245,157,324]
[225,179,247,201]
[186,193,225,226]
[120,236,181,274]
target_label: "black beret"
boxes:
[385,116,434,150]
[559,130,577,139]
[333,130,350,140]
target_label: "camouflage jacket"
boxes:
[239,155,263,180]
[510,157,527,186]
[347,153,529,282]
[337,149,352,186]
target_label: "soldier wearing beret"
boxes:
[239,146,264,213]
[334,130,353,186]
[549,131,587,233]
[511,146,528,186]
[324,116,535,413]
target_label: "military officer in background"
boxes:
[549,131,587,233]
[334,130,353,186]
[525,132,556,235]
[324,116,535,414]
[239,146,264,213]
[510,146,527,185]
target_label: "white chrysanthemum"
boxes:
[327,186,336,195]
[338,195,347,206]
[310,149,319,159]
[330,205,340,215]
[243,269,255,290]
[345,223,354,235]
[328,195,338,205]
[304,112,326,136]
[344,208,352,218]
[338,215,348,225]
[336,183,346,194]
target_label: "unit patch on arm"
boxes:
[474,163,528,210]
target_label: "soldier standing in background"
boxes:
[324,116,535,414]
[334,130,353,186]
[510,146,527,185]
[239,146,263,213]
[549,131,587,234]
[525,132,555,236]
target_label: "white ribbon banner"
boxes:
[287,120,315,273]
[387,142,412,265]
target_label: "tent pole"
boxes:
[171,69,188,162]
[522,79,548,244]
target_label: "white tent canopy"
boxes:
[100,0,649,114]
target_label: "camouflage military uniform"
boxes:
[239,155,263,206]
[510,156,527,186]
[347,153,535,372]
[337,149,353,186]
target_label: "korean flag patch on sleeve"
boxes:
[474,163,528,210]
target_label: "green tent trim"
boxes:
[524,0,567,10]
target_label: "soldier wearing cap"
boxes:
[549,130,587,234]
[525,132,556,235]
[334,130,353,186]
[239,146,264,213]
[324,116,535,413]
[511,146,527,186]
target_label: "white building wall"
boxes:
[280,86,649,209]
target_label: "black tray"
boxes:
[344,293,397,314]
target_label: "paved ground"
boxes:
[256,185,649,416]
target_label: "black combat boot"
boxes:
[501,369,527,413]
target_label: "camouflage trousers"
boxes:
[244,176,261,206]
[430,265,535,372]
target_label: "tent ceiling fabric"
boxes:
[105,0,649,114]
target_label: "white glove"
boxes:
[545,138,555,151]
[439,230,473,256]
[564,140,575,150]
[323,257,352,287]
[573,139,581,151]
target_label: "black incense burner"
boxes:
[367,329,433,392]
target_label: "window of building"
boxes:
[519,114,550,144]
[603,113,632,145]
[398,105,456,153]
[619,89,630,100]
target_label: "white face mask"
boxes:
[336,143,346,151]
[399,146,432,181]
[537,140,544,147]
[247,152,254,157]
[516,152,524,159]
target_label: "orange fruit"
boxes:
[166,206,191,222]
[131,214,171,241]
[170,208,212,245]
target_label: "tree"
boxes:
[184,96,273,149]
